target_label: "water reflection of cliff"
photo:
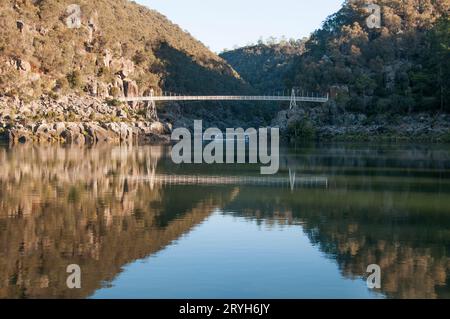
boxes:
[274,144,450,299]
[1,144,449,299]
[224,187,450,299]
[0,145,236,298]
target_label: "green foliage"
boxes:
[47,91,59,100]
[221,41,306,93]
[105,98,123,107]
[65,112,78,122]
[66,71,83,89]
[284,0,450,115]
[109,116,120,123]
[287,119,316,141]
[441,132,450,143]
[221,42,306,124]
[410,17,450,112]
[354,75,376,95]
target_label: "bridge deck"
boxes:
[119,95,329,103]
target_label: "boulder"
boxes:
[111,76,124,97]
[85,78,98,96]
[65,4,82,29]
[119,122,134,141]
[34,123,51,134]
[61,123,84,144]
[150,121,166,134]
[54,122,66,135]
[123,80,139,98]
[8,128,31,143]
[111,58,135,78]
[97,81,109,98]
[29,73,41,82]
[84,123,117,143]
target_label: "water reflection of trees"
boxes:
[0,145,235,298]
[281,143,450,174]
[224,188,450,299]
[1,144,449,299]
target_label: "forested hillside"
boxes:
[286,0,450,114]
[220,40,305,93]
[218,0,450,141]
[1,0,449,143]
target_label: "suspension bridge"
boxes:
[119,89,329,120]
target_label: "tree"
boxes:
[286,0,450,114]
[411,17,450,112]
[430,18,450,111]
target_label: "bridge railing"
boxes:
[119,95,329,103]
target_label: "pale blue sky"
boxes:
[137,0,344,52]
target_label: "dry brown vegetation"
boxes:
[0,0,248,100]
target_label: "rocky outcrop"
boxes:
[272,101,450,142]
[112,58,135,78]
[5,120,171,145]
[123,79,139,108]
[0,0,254,138]
[0,0,249,103]
[0,95,172,145]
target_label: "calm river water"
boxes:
[0,143,449,299]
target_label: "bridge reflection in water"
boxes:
[0,144,449,298]
[129,174,328,188]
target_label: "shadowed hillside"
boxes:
[220,40,306,94]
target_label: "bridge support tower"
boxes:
[289,88,297,110]
[146,89,159,121]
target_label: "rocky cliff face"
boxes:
[0,0,250,143]
[272,102,450,142]
[0,0,245,99]
[0,94,172,144]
